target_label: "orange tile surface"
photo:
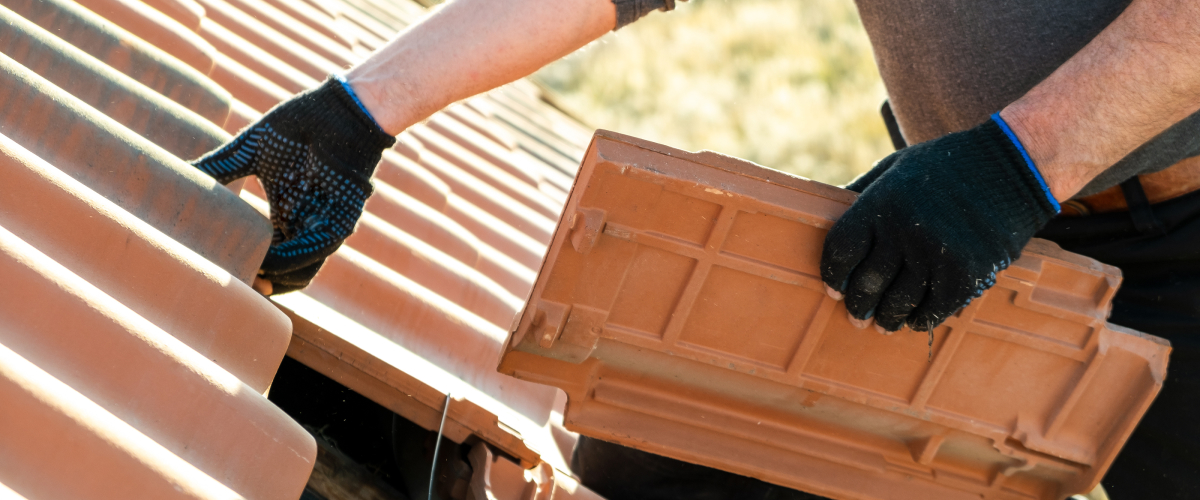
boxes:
[0,53,269,282]
[0,0,359,494]
[207,49,295,113]
[194,0,339,78]
[199,17,317,95]
[222,0,356,64]
[68,0,218,73]
[499,131,1171,500]
[0,0,605,494]
[260,0,357,50]
[0,7,228,158]
[1,0,233,125]
[0,134,290,392]
[0,342,245,500]
[0,224,314,500]
[139,0,203,30]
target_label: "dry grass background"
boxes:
[534,0,892,186]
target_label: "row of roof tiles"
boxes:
[0,0,601,495]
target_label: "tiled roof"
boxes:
[2,0,1152,496]
[0,0,599,496]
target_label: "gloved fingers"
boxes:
[190,127,261,184]
[872,264,927,332]
[843,246,903,321]
[261,226,345,275]
[906,271,982,331]
[820,214,874,297]
[846,153,899,193]
[260,257,327,295]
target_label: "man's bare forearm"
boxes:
[345,0,615,135]
[1001,0,1200,201]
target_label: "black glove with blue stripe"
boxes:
[192,76,395,294]
[821,114,1060,332]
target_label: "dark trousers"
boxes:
[574,180,1200,500]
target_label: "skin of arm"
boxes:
[1001,0,1200,201]
[838,0,1200,332]
[249,0,613,295]
[344,0,616,136]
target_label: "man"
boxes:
[191,0,1200,497]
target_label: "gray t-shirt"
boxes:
[853,0,1200,196]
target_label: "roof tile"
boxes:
[500,130,1170,499]
[0,341,244,500]
[0,55,270,282]
[1,0,231,123]
[0,135,290,392]
[0,224,315,500]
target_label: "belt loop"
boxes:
[880,100,907,151]
[1120,176,1167,236]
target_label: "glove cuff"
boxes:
[283,78,397,180]
[990,113,1061,214]
[970,119,1060,234]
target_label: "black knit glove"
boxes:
[192,77,395,294]
[844,158,892,193]
[821,115,1060,332]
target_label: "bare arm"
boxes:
[1002,0,1200,201]
[345,0,616,135]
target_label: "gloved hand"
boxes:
[844,158,892,193]
[192,76,395,294]
[821,114,1060,332]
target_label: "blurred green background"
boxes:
[533,0,892,186]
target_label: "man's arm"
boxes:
[1003,0,1200,201]
[193,0,617,294]
[346,0,617,135]
[822,0,1200,333]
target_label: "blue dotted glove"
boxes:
[821,115,1060,332]
[192,77,395,293]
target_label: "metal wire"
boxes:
[428,393,451,500]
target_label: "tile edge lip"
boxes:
[592,129,858,205]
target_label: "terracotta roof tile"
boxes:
[193,0,339,78]
[364,182,537,295]
[70,0,219,73]
[411,124,564,218]
[0,0,819,495]
[0,135,289,392]
[332,3,393,44]
[222,0,355,63]
[0,9,228,157]
[282,247,560,426]
[0,54,270,281]
[0,341,245,500]
[0,224,314,500]
[375,148,452,209]
[499,130,1171,499]
[259,0,357,49]
[2,0,232,124]
[397,132,559,242]
[199,18,317,95]
[346,212,524,327]
[465,442,605,500]
[139,0,204,31]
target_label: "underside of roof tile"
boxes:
[499,130,1171,500]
